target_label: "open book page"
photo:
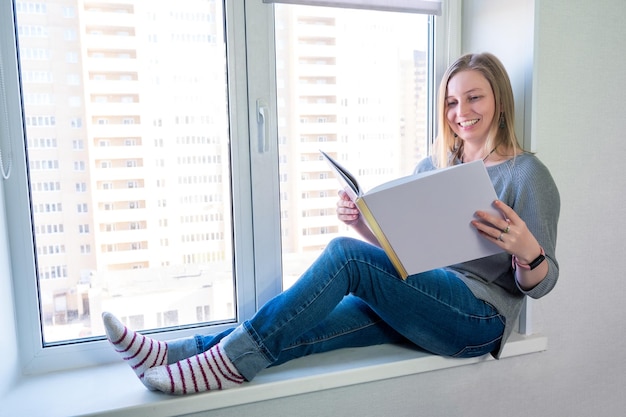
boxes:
[360,160,503,278]
[321,150,441,197]
[320,150,361,201]
[366,164,445,194]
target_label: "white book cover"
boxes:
[321,151,504,279]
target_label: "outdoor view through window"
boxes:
[15,1,430,345]
[276,5,430,288]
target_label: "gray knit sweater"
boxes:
[415,153,560,358]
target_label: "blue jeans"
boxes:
[169,237,505,381]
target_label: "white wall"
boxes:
[2,0,626,415]
[461,0,535,149]
[528,0,626,412]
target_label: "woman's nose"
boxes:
[456,101,469,116]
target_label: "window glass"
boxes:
[15,0,236,345]
[274,5,431,287]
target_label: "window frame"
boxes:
[1,0,261,375]
[0,0,461,376]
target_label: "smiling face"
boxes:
[445,69,496,147]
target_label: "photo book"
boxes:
[321,150,504,279]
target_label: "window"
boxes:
[2,0,444,374]
[6,0,242,370]
[274,3,433,288]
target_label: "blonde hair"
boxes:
[432,52,524,168]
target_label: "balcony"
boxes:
[92,167,146,182]
[82,11,136,28]
[297,83,337,96]
[84,34,138,51]
[296,44,337,59]
[96,229,147,245]
[297,64,337,77]
[88,123,143,138]
[89,145,145,160]
[298,141,339,154]
[95,208,148,224]
[87,80,140,95]
[89,103,140,117]
[98,248,149,266]
[298,122,338,135]
[85,57,139,73]
[296,102,339,116]
[295,23,337,39]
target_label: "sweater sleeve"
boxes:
[510,156,561,299]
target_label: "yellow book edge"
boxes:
[355,198,408,280]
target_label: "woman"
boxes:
[103,52,559,395]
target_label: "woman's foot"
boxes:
[102,312,168,389]
[144,343,245,395]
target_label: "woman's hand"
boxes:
[472,200,547,290]
[472,200,539,260]
[336,189,360,226]
[336,190,381,246]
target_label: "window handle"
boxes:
[256,99,270,153]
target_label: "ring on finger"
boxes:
[502,225,510,234]
[497,233,504,242]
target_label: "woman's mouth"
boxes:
[459,119,479,128]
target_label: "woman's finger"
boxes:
[493,200,520,223]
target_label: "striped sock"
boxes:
[102,312,168,390]
[144,343,245,395]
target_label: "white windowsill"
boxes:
[2,333,546,417]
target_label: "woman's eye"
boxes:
[446,101,457,107]
[469,95,481,101]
